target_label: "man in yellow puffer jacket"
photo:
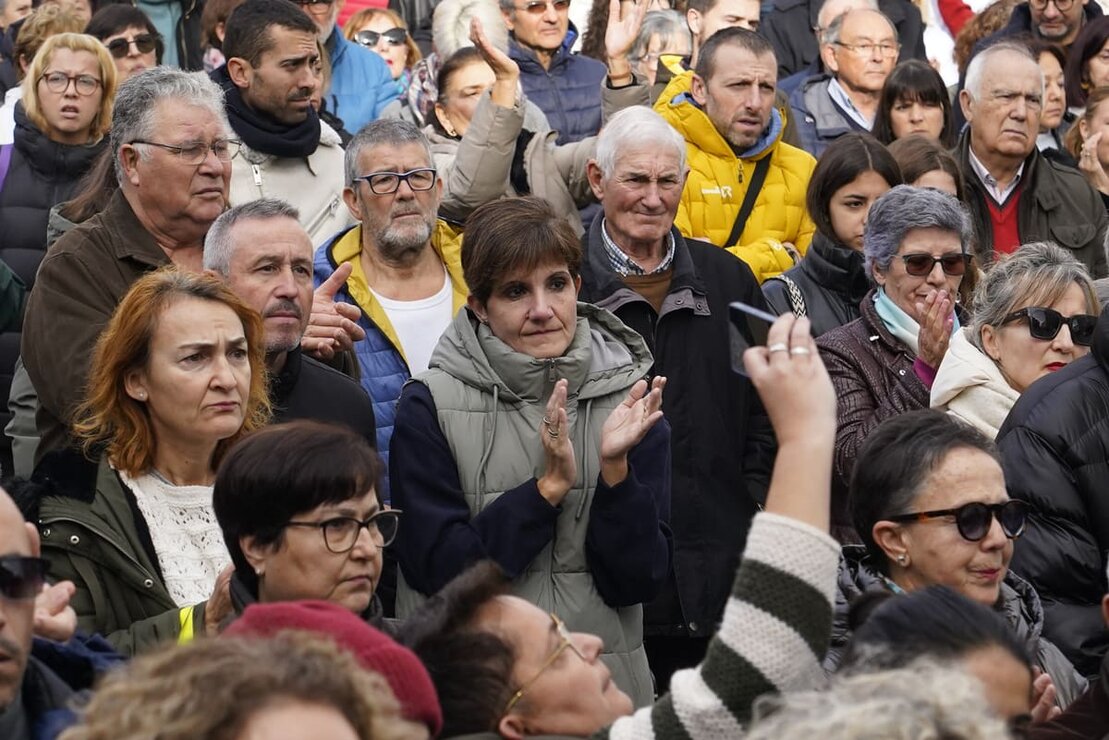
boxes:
[655,27,816,283]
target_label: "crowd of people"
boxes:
[3,0,1109,736]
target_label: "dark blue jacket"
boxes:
[509,25,606,145]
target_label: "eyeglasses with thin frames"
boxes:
[130,139,241,165]
[515,0,570,14]
[833,41,900,58]
[285,509,402,554]
[355,168,437,195]
[503,613,586,715]
[1029,0,1075,11]
[39,71,101,96]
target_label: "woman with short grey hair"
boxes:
[931,242,1098,437]
[817,185,973,540]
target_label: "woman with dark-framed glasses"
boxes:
[828,409,1087,709]
[817,185,972,540]
[85,5,163,83]
[213,420,400,625]
[931,242,1098,438]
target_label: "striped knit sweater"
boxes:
[598,512,840,740]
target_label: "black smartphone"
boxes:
[728,301,780,377]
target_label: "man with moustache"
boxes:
[315,119,466,503]
[215,0,353,244]
[204,199,376,446]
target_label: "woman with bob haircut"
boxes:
[344,7,421,99]
[391,195,672,708]
[829,409,1086,707]
[931,242,1098,438]
[872,60,956,149]
[32,268,270,655]
[1064,17,1109,110]
[213,420,397,621]
[57,632,420,740]
[84,5,163,83]
[764,133,902,337]
[0,32,115,288]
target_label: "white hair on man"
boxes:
[816,0,878,41]
[964,40,1043,100]
[594,106,687,178]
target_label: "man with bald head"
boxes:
[788,7,898,156]
[958,40,1107,277]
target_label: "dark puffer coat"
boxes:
[762,233,869,338]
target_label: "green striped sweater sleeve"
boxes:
[595,512,840,740]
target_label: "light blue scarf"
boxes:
[873,288,960,355]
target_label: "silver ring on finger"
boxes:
[768,343,789,353]
[542,416,554,426]
[547,427,561,439]
[790,346,812,356]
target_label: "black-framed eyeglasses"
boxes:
[105,33,158,59]
[886,500,1030,542]
[39,71,101,96]
[292,0,334,12]
[1029,0,1075,11]
[130,138,241,165]
[900,252,971,277]
[503,613,585,715]
[516,0,571,14]
[285,509,402,554]
[1001,306,1097,347]
[0,555,48,600]
[355,28,408,47]
[355,168,437,195]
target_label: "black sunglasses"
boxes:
[886,500,1030,542]
[1002,306,1097,347]
[901,252,971,277]
[0,555,48,600]
[105,33,158,59]
[354,28,408,47]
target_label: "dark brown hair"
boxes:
[806,133,902,243]
[1064,16,1109,108]
[872,60,956,148]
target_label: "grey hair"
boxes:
[822,7,896,46]
[746,659,1010,740]
[864,185,973,278]
[433,0,509,57]
[111,67,229,183]
[816,0,879,36]
[628,10,691,65]
[964,40,1042,100]
[969,241,1097,352]
[204,199,303,276]
[345,118,434,187]
[594,106,686,177]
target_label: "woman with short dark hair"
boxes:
[390,195,671,710]
[84,5,162,82]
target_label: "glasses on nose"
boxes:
[293,0,334,13]
[1001,306,1098,346]
[105,33,158,58]
[833,41,900,58]
[900,252,970,277]
[39,71,101,96]
[1029,0,1075,10]
[503,613,586,715]
[354,27,408,47]
[285,509,402,554]
[516,0,571,14]
[355,168,437,194]
[130,138,241,165]
[0,555,48,600]
[887,500,1030,542]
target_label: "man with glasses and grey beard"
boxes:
[315,119,466,505]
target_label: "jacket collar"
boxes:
[802,233,869,301]
[268,345,304,407]
[507,23,580,70]
[101,190,174,268]
[956,130,1061,213]
[659,70,783,160]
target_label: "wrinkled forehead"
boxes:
[358,140,433,172]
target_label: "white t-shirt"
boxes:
[370,270,453,374]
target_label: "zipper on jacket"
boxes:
[251,163,262,190]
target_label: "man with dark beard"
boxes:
[204,199,376,447]
[315,119,466,505]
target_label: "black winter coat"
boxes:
[0,104,105,291]
[997,304,1109,677]
[269,346,376,448]
[762,233,869,337]
[578,218,776,637]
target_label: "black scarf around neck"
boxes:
[211,65,321,159]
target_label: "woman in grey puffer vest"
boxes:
[391,197,672,709]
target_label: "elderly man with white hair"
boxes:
[577,105,776,690]
[957,39,1108,277]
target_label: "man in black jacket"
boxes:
[579,106,775,689]
[203,199,376,447]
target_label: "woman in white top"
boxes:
[32,267,270,654]
[931,242,1099,438]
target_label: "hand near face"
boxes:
[33,580,77,643]
[599,376,665,485]
[1079,131,1109,195]
[916,288,954,370]
[604,0,647,63]
[303,262,367,361]
[203,564,235,636]
[470,17,519,81]
[538,379,577,505]
[1029,668,1062,723]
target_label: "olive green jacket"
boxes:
[35,453,208,656]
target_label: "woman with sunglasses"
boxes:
[827,409,1087,709]
[343,8,420,100]
[213,421,400,626]
[85,5,162,83]
[817,185,972,539]
[931,242,1098,438]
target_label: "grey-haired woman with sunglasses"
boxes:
[827,409,1087,710]
[817,185,973,540]
[931,242,1098,438]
